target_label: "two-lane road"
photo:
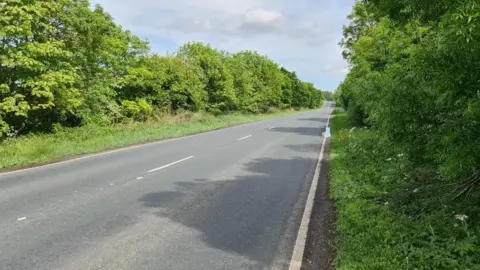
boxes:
[0,107,333,270]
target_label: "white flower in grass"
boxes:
[413,188,419,193]
[455,214,468,221]
[397,153,405,158]
[349,127,356,133]
[384,201,389,206]
[386,158,392,161]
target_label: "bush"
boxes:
[330,113,480,269]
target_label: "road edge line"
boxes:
[288,112,332,270]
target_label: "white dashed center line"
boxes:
[237,135,252,141]
[147,156,195,173]
[17,217,26,221]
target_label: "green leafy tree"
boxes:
[224,52,257,112]
[177,43,236,114]
[118,54,206,114]
[321,91,334,101]
[60,1,149,124]
[338,0,480,210]
[0,0,81,136]
[0,0,322,138]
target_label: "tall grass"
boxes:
[0,110,304,170]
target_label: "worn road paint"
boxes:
[237,135,252,141]
[147,156,195,173]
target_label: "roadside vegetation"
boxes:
[0,0,324,169]
[332,0,480,268]
[0,110,312,169]
[330,110,479,269]
[321,91,334,101]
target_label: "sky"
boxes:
[90,0,355,91]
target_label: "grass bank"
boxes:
[0,110,308,170]
[329,111,479,269]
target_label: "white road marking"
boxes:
[147,156,195,173]
[136,176,144,180]
[288,112,332,270]
[269,126,276,130]
[17,217,26,221]
[323,127,331,137]
[0,110,317,178]
[284,121,289,124]
[0,118,262,177]
[237,135,252,141]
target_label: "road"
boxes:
[0,107,333,270]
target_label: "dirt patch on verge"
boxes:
[301,138,336,270]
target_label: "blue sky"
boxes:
[90,0,355,91]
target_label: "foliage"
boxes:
[330,112,480,269]
[0,0,81,135]
[321,91,334,101]
[338,0,480,181]
[334,0,480,267]
[176,43,236,114]
[0,0,324,138]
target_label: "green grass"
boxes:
[0,110,308,170]
[329,110,480,270]
[330,110,348,135]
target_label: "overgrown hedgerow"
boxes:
[333,1,480,268]
[0,0,324,138]
[330,111,480,269]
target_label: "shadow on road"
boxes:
[295,117,330,123]
[138,153,318,268]
[267,126,325,137]
[283,143,321,153]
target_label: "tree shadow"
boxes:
[138,155,318,269]
[283,143,321,153]
[295,117,330,123]
[268,126,325,137]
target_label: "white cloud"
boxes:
[242,8,285,32]
[90,0,355,90]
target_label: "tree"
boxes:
[0,0,323,138]
[0,0,81,136]
[177,43,236,114]
[118,55,206,114]
[60,1,149,124]
[337,0,480,189]
[321,91,334,101]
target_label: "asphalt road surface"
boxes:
[0,107,333,270]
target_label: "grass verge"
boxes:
[0,110,308,170]
[329,110,479,269]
